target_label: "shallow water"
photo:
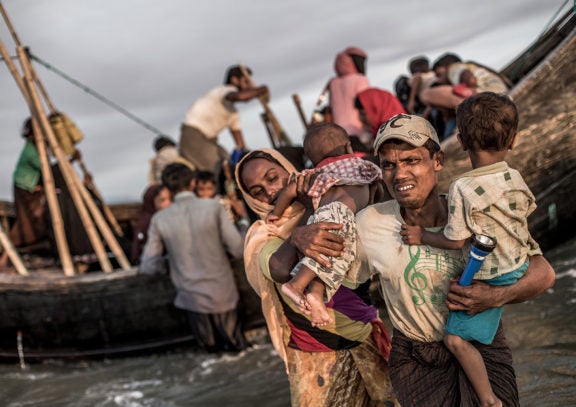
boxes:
[1,236,575,407]
[1,341,290,407]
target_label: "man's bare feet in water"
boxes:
[306,292,333,327]
[281,282,311,315]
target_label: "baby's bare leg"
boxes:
[444,334,502,407]
[306,279,333,327]
[281,266,316,314]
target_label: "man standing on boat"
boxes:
[139,163,248,353]
[179,65,269,174]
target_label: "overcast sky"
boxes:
[0,0,569,202]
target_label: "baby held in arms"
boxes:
[266,123,381,326]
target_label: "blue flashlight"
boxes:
[459,234,497,286]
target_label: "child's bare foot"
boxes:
[306,292,333,327]
[281,282,311,315]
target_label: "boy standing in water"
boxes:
[401,92,542,407]
[267,123,381,327]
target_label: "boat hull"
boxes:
[0,265,264,360]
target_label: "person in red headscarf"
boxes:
[326,47,371,140]
[355,88,406,147]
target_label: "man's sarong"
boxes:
[179,124,228,173]
[389,323,519,406]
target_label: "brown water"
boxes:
[1,236,575,407]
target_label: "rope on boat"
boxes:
[538,0,573,38]
[507,0,573,80]
[28,53,168,138]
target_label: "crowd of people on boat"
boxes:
[1,46,555,407]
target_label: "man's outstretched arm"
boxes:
[446,254,555,314]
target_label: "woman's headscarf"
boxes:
[235,148,305,369]
[357,87,406,138]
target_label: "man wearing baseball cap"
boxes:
[372,112,441,152]
[356,113,554,406]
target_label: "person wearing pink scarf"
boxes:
[328,47,371,139]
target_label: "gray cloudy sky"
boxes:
[0,0,569,202]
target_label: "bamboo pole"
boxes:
[17,46,113,273]
[0,223,28,276]
[33,117,76,276]
[74,156,125,237]
[0,3,22,47]
[310,82,329,124]
[30,59,58,112]
[0,32,26,95]
[260,112,277,149]
[0,35,75,275]
[239,65,292,147]
[68,164,131,270]
[292,93,309,130]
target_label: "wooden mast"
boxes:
[0,223,28,276]
[292,93,309,130]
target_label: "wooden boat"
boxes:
[0,198,264,361]
[0,256,264,360]
[0,196,264,361]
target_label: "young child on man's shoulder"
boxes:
[267,123,381,327]
[401,91,541,407]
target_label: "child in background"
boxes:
[400,92,542,407]
[195,171,250,231]
[267,123,381,327]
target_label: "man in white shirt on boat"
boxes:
[179,65,269,174]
